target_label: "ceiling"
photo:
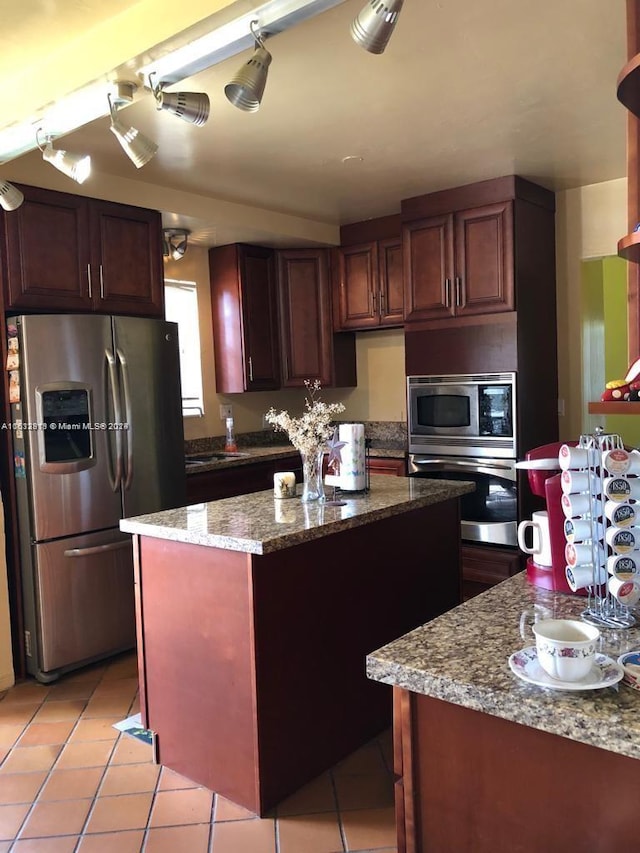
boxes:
[0,0,628,249]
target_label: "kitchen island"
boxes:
[367,573,640,853]
[120,475,473,816]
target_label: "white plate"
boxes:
[514,459,561,470]
[508,646,624,691]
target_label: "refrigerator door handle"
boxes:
[105,350,123,491]
[117,348,134,491]
[64,540,132,558]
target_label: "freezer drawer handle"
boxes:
[64,541,132,558]
[117,348,134,491]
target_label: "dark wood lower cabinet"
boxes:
[462,543,521,600]
[185,454,302,503]
[132,499,462,816]
[394,689,639,852]
[367,457,406,476]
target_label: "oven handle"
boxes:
[410,457,517,482]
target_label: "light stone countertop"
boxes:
[367,572,640,760]
[120,475,473,555]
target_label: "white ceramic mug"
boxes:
[520,614,600,681]
[517,511,552,566]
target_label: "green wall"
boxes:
[582,256,640,447]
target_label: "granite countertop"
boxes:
[185,444,406,474]
[120,475,473,555]
[367,573,640,760]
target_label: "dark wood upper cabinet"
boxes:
[89,200,164,316]
[277,249,333,386]
[209,244,280,393]
[379,237,404,325]
[403,201,514,323]
[1,184,164,317]
[277,248,356,388]
[334,238,403,330]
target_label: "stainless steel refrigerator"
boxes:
[8,314,186,682]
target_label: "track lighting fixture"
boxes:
[162,229,189,261]
[108,91,158,169]
[36,129,91,184]
[149,74,210,127]
[0,181,24,211]
[224,21,272,113]
[350,0,404,55]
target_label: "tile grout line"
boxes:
[329,766,348,853]
[73,679,144,850]
[6,682,94,850]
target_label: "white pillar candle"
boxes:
[274,471,296,499]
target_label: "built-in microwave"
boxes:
[407,372,517,459]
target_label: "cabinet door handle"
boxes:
[372,291,377,315]
[248,356,254,382]
[445,278,451,307]
[87,264,92,299]
[379,291,385,317]
[99,265,105,300]
[455,276,462,307]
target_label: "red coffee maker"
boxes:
[521,441,584,595]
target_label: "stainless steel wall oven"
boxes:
[408,373,518,547]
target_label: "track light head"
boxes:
[0,181,24,211]
[150,75,210,126]
[350,0,404,55]
[37,129,91,184]
[162,228,189,261]
[107,94,158,169]
[225,21,272,113]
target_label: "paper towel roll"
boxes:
[337,423,366,491]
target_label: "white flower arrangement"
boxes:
[265,380,345,457]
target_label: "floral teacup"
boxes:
[531,619,600,681]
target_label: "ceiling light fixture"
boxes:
[0,1,347,165]
[225,21,272,113]
[108,85,158,169]
[0,181,24,211]
[163,228,190,260]
[36,128,91,184]
[140,0,345,85]
[350,0,404,55]
[149,74,210,127]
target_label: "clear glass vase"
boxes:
[300,449,325,503]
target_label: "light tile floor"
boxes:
[0,653,397,852]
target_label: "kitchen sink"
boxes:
[185,451,250,466]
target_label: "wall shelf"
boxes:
[617,53,640,117]
[588,401,640,415]
[618,232,640,262]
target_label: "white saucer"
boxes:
[508,646,624,691]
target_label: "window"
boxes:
[165,279,204,417]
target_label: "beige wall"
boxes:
[169,248,407,440]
